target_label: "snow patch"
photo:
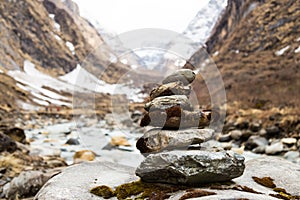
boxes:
[49,14,55,19]
[60,64,145,102]
[54,35,62,41]
[275,45,290,56]
[8,60,75,107]
[66,41,75,54]
[295,46,300,53]
[120,59,128,65]
[109,54,117,63]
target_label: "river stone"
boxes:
[3,170,57,199]
[150,82,191,100]
[144,95,193,112]
[162,69,196,85]
[0,132,17,153]
[140,108,210,129]
[34,161,138,200]
[135,150,245,185]
[136,128,214,154]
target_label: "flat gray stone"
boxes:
[34,162,138,200]
[3,170,57,199]
[144,95,193,112]
[135,150,245,185]
[136,128,214,154]
[35,156,300,199]
[150,82,191,100]
[235,156,300,196]
[162,69,196,85]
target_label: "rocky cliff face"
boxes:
[0,0,129,78]
[189,0,300,110]
[0,0,131,123]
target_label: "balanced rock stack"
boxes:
[135,69,245,185]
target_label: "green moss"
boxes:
[90,185,114,199]
[90,180,186,200]
[252,176,276,188]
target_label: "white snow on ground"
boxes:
[59,64,146,102]
[8,60,75,107]
[294,45,300,53]
[275,45,290,56]
[54,34,62,41]
[8,60,145,109]
[66,41,75,54]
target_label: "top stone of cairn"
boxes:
[162,69,196,85]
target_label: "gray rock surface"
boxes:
[235,156,300,196]
[150,82,191,100]
[3,170,57,199]
[141,109,210,129]
[144,95,193,112]
[245,135,268,153]
[135,150,245,185]
[35,157,300,199]
[0,132,17,153]
[162,69,196,85]
[35,161,138,200]
[136,128,214,153]
[265,141,284,155]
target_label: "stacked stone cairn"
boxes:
[135,69,245,185]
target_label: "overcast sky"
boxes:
[73,0,210,34]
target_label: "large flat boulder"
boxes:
[35,156,300,199]
[34,161,138,200]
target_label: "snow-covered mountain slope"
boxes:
[182,0,227,46]
[7,60,145,111]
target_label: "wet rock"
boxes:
[245,135,268,153]
[265,141,284,155]
[35,161,138,200]
[131,110,143,123]
[162,69,196,85]
[141,108,210,129]
[73,150,96,163]
[136,128,214,154]
[266,126,280,137]
[283,151,300,163]
[0,132,17,153]
[150,82,191,100]
[65,138,80,145]
[250,122,261,132]
[217,133,231,142]
[135,150,245,185]
[2,127,26,144]
[144,95,193,112]
[3,170,57,200]
[258,128,267,137]
[229,130,242,140]
[281,138,297,146]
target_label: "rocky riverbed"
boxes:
[1,111,300,199]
